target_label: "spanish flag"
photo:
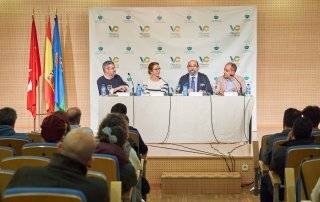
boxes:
[44,16,54,114]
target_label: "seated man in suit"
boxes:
[0,107,18,137]
[178,59,213,95]
[7,128,109,202]
[260,116,315,202]
[302,105,320,136]
[260,108,301,165]
[97,60,128,95]
[215,62,246,96]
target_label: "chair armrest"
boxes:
[285,168,296,202]
[269,170,281,202]
[110,181,122,202]
[259,160,269,174]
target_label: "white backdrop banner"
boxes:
[89,6,257,135]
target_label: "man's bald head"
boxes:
[60,127,96,166]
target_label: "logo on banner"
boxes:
[95,14,106,23]
[139,57,150,68]
[211,42,223,54]
[243,10,253,22]
[198,56,210,67]
[243,40,252,53]
[229,25,241,36]
[123,13,134,23]
[185,46,194,54]
[155,15,165,23]
[198,25,210,38]
[170,56,182,68]
[124,44,134,54]
[229,56,240,64]
[108,56,120,68]
[107,25,119,37]
[155,44,166,55]
[212,14,222,22]
[170,25,181,38]
[185,14,194,23]
[139,25,151,38]
[95,46,106,55]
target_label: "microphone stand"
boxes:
[127,73,135,96]
[232,75,244,96]
[159,77,171,96]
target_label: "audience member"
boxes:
[96,113,137,193]
[0,107,17,136]
[260,108,301,165]
[41,114,68,143]
[302,105,320,136]
[110,103,148,157]
[260,116,315,202]
[7,128,109,202]
[67,107,82,129]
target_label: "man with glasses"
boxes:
[97,60,128,95]
[177,59,213,95]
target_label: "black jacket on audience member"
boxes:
[6,153,109,202]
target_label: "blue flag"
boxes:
[52,15,66,111]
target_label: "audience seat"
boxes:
[0,137,29,155]
[2,187,87,202]
[0,156,49,170]
[269,145,320,202]
[21,143,57,158]
[0,146,15,161]
[299,158,320,200]
[27,132,44,143]
[0,169,15,196]
[90,154,120,182]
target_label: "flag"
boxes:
[44,16,54,114]
[27,16,41,118]
[52,15,66,111]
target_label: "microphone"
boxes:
[159,77,171,96]
[127,73,135,95]
[231,75,244,96]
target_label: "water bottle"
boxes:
[246,83,251,96]
[101,84,107,96]
[182,84,188,96]
[135,84,142,96]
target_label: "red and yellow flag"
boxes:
[27,16,41,118]
[44,16,54,114]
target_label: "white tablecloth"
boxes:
[95,96,254,143]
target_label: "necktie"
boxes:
[191,76,195,92]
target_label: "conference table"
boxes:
[97,96,254,143]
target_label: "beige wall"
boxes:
[0,0,319,132]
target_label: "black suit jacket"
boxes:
[178,72,213,95]
[270,139,315,183]
[261,129,290,165]
[7,153,109,202]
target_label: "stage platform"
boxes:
[145,142,255,192]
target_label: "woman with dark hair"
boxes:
[95,113,137,194]
[41,114,69,143]
[143,62,168,93]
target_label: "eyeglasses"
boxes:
[153,68,161,71]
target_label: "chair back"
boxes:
[314,135,320,144]
[284,168,296,202]
[87,170,107,182]
[259,134,272,159]
[0,146,15,161]
[2,187,87,202]
[27,132,44,143]
[300,158,320,200]
[272,139,287,152]
[0,137,29,155]
[90,154,120,183]
[0,169,15,195]
[286,145,320,179]
[22,143,57,158]
[0,156,49,170]
[128,131,139,153]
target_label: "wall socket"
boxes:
[241,163,249,172]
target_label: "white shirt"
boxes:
[143,78,167,92]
